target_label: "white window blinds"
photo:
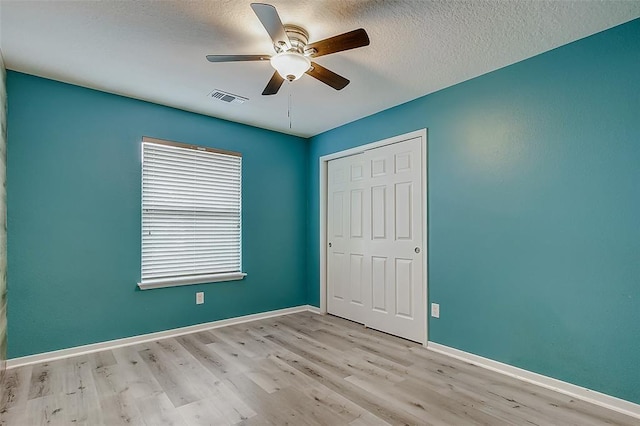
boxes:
[139,138,245,290]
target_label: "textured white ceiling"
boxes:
[1,1,639,137]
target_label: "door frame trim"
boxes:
[319,128,428,346]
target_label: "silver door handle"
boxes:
[329,242,332,247]
[415,247,420,253]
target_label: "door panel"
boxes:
[331,252,346,300]
[395,181,413,240]
[350,189,363,238]
[395,258,413,318]
[371,157,387,177]
[371,186,386,239]
[349,254,364,305]
[371,256,387,312]
[331,192,344,237]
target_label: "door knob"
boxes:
[329,242,332,247]
[414,247,420,253]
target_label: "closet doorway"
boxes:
[320,130,427,344]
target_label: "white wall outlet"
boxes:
[431,302,440,318]
[196,292,204,305]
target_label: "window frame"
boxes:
[138,136,246,290]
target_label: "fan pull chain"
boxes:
[288,83,292,129]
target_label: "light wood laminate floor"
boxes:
[1,312,636,425]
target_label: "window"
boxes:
[138,137,245,290]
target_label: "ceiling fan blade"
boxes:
[250,3,291,50]
[306,28,370,58]
[262,70,285,95]
[206,54,270,62]
[306,62,350,90]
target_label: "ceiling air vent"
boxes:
[208,89,248,105]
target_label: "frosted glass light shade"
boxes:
[270,52,311,81]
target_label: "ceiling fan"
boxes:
[206,3,370,95]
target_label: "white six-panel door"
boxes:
[327,137,425,342]
[327,152,368,324]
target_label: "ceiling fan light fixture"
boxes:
[206,4,369,95]
[270,51,311,81]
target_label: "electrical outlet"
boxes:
[196,292,204,305]
[431,303,440,318]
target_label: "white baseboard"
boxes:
[306,305,321,314]
[7,305,320,369]
[427,341,640,420]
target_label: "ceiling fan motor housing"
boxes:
[277,25,309,54]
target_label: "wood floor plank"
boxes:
[59,355,103,425]
[314,326,417,367]
[110,345,165,400]
[27,360,65,400]
[262,324,354,379]
[392,374,519,425]
[154,337,233,403]
[24,394,67,426]
[243,369,284,394]
[347,346,411,377]
[137,343,202,408]
[174,334,235,378]
[248,355,298,393]
[265,353,377,424]
[191,330,218,345]
[271,349,429,425]
[224,372,312,426]
[398,365,533,425]
[91,358,149,425]
[2,312,637,426]
[209,327,267,359]
[266,386,349,426]
[98,393,145,426]
[348,411,393,426]
[243,326,295,354]
[176,397,228,426]
[0,364,32,424]
[196,380,257,424]
[172,337,258,423]
[88,349,117,370]
[278,312,324,332]
[205,340,254,375]
[135,392,186,426]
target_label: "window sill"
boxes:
[138,272,247,290]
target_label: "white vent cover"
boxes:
[208,89,248,105]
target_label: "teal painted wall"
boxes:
[7,72,308,358]
[308,19,640,403]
